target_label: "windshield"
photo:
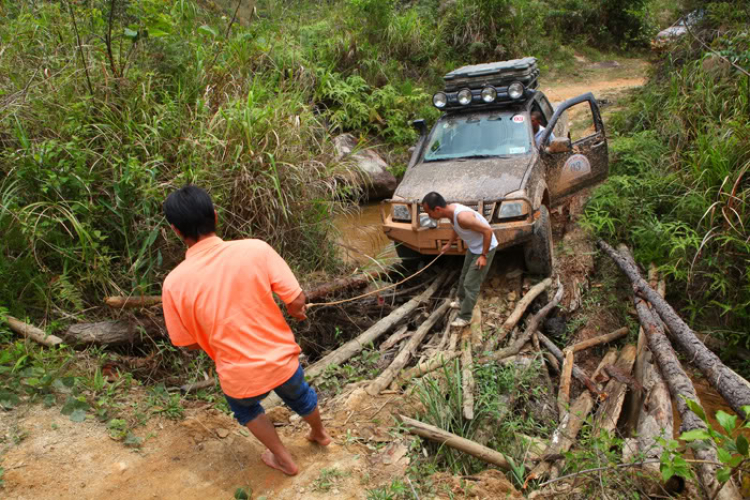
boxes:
[423,112,531,161]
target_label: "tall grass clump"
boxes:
[0,0,357,317]
[582,1,750,335]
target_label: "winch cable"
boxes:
[305,251,447,309]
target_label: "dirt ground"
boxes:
[1,55,652,499]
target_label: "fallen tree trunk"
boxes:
[366,296,453,396]
[261,272,449,410]
[483,283,564,363]
[105,295,161,308]
[592,348,619,383]
[482,277,552,352]
[307,272,448,380]
[570,327,628,353]
[462,305,480,420]
[396,351,461,383]
[593,344,637,437]
[379,325,410,351]
[6,316,63,347]
[624,264,660,435]
[529,391,594,481]
[64,318,165,346]
[636,353,674,481]
[537,332,602,397]
[396,414,510,470]
[557,348,574,417]
[543,353,620,481]
[600,241,750,418]
[635,290,741,500]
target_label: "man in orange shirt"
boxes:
[161,185,330,476]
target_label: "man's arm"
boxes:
[286,290,307,321]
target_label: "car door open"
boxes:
[538,92,609,205]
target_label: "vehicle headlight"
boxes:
[508,82,524,100]
[392,204,412,222]
[457,89,472,106]
[496,201,525,219]
[433,92,447,108]
[419,213,437,229]
[481,86,497,103]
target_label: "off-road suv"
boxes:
[381,58,609,276]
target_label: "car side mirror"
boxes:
[545,137,572,154]
[412,119,427,137]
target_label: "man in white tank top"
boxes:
[422,192,498,328]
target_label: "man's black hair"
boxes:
[163,185,216,241]
[530,110,543,121]
[422,191,447,210]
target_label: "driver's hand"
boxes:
[476,255,487,269]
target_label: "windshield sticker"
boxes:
[512,115,525,123]
[509,147,526,154]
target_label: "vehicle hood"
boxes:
[394,154,533,201]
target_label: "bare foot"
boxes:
[306,429,332,446]
[261,449,299,476]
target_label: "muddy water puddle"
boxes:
[675,374,750,440]
[332,203,396,265]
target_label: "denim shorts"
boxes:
[224,364,318,426]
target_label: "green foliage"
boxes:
[582,11,750,332]
[313,468,349,492]
[660,399,750,486]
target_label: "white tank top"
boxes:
[452,204,499,255]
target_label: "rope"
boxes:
[306,252,446,309]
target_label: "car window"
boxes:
[566,101,599,142]
[423,112,531,161]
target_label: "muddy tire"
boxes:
[524,205,554,276]
[396,244,426,270]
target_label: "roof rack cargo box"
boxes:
[443,57,539,92]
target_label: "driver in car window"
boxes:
[531,111,555,146]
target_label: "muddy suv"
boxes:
[381,58,609,276]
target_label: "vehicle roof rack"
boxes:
[443,57,539,92]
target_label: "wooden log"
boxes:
[105,295,161,308]
[6,316,63,347]
[179,378,216,394]
[397,351,461,383]
[528,391,594,481]
[540,351,617,479]
[537,332,602,397]
[305,268,390,302]
[591,348,618,383]
[483,283,564,363]
[569,327,628,353]
[379,325,410,351]
[462,305,480,420]
[105,269,392,309]
[261,272,449,410]
[396,414,510,470]
[636,354,674,478]
[366,297,452,396]
[436,309,458,352]
[558,348,574,417]
[470,304,483,346]
[600,241,750,418]
[624,264,660,435]
[593,344,637,437]
[482,277,553,352]
[64,318,165,346]
[635,290,741,500]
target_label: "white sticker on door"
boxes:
[560,154,591,185]
[512,115,525,123]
